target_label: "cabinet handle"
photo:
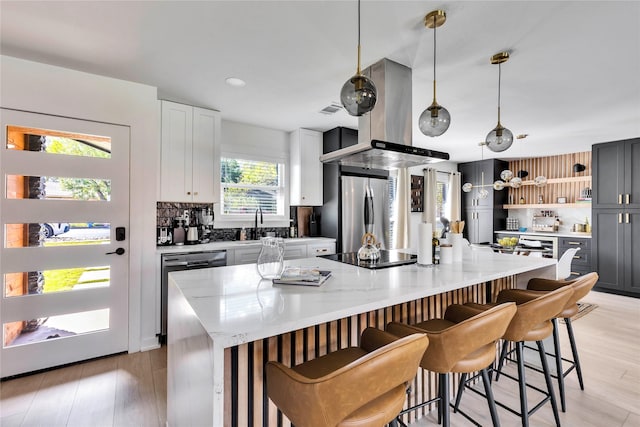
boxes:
[567,241,581,245]
[626,194,630,204]
[626,213,630,223]
[618,194,623,204]
[619,213,623,224]
[570,272,581,277]
[573,255,581,259]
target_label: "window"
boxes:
[220,157,285,216]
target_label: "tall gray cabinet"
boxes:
[458,159,508,244]
[592,138,640,297]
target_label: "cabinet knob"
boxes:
[194,192,198,196]
[187,191,191,195]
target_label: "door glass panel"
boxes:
[4,223,111,248]
[3,308,110,348]
[6,126,111,158]
[3,266,110,298]
[5,175,111,201]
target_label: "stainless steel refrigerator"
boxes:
[341,175,390,253]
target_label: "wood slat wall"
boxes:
[223,276,516,427]
[507,152,592,204]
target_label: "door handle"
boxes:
[106,248,125,255]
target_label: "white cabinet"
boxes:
[308,241,336,257]
[160,100,220,202]
[232,246,262,265]
[289,128,323,206]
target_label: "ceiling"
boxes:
[1,1,639,162]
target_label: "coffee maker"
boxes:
[186,210,199,244]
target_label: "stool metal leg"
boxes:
[480,367,500,427]
[551,318,566,412]
[565,318,585,390]
[537,340,561,427]
[515,341,529,427]
[441,373,450,427]
[452,372,467,413]
[495,341,509,381]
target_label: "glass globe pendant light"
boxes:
[419,10,451,137]
[340,0,377,116]
[486,52,514,152]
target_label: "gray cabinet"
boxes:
[558,237,592,279]
[592,138,640,209]
[592,138,640,296]
[459,159,508,244]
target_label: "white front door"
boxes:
[0,109,130,378]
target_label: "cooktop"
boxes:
[320,250,417,270]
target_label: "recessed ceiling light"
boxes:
[225,77,246,87]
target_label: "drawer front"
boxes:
[568,248,591,268]
[308,242,336,256]
[566,265,592,280]
[559,237,591,250]
[283,244,307,260]
[233,247,261,265]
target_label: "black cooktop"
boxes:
[320,250,417,270]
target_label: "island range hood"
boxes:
[320,58,449,170]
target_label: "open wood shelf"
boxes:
[504,203,591,209]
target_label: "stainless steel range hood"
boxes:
[320,58,449,170]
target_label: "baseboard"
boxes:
[140,336,161,351]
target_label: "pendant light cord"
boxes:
[432,14,437,103]
[497,62,502,124]
[356,0,362,74]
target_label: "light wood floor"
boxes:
[1,290,638,427]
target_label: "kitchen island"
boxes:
[167,250,556,426]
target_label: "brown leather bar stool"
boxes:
[265,327,428,427]
[386,302,517,427]
[500,272,599,412]
[457,286,573,427]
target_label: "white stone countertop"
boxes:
[168,250,556,348]
[156,236,335,254]
[495,230,592,239]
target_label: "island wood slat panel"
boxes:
[507,151,592,204]
[223,275,516,427]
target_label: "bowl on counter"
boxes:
[519,227,528,232]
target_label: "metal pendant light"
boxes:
[486,52,513,152]
[419,10,451,137]
[340,0,377,116]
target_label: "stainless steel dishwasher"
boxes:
[160,250,227,343]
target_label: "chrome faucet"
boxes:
[254,207,263,240]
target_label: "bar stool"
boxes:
[505,272,598,412]
[457,286,573,427]
[386,302,517,427]
[265,327,428,427]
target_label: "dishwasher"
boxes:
[160,250,227,343]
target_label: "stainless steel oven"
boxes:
[160,250,227,343]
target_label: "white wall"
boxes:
[218,120,291,228]
[1,55,161,351]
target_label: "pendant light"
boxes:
[340,0,377,116]
[486,52,513,152]
[419,10,451,137]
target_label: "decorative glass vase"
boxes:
[256,237,284,279]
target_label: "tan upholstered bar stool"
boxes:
[265,327,428,427]
[505,272,599,412]
[386,302,517,427]
[457,286,573,427]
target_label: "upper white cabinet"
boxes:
[289,128,323,206]
[160,100,220,202]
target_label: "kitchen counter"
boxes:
[156,236,335,254]
[167,250,556,426]
[495,230,592,239]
